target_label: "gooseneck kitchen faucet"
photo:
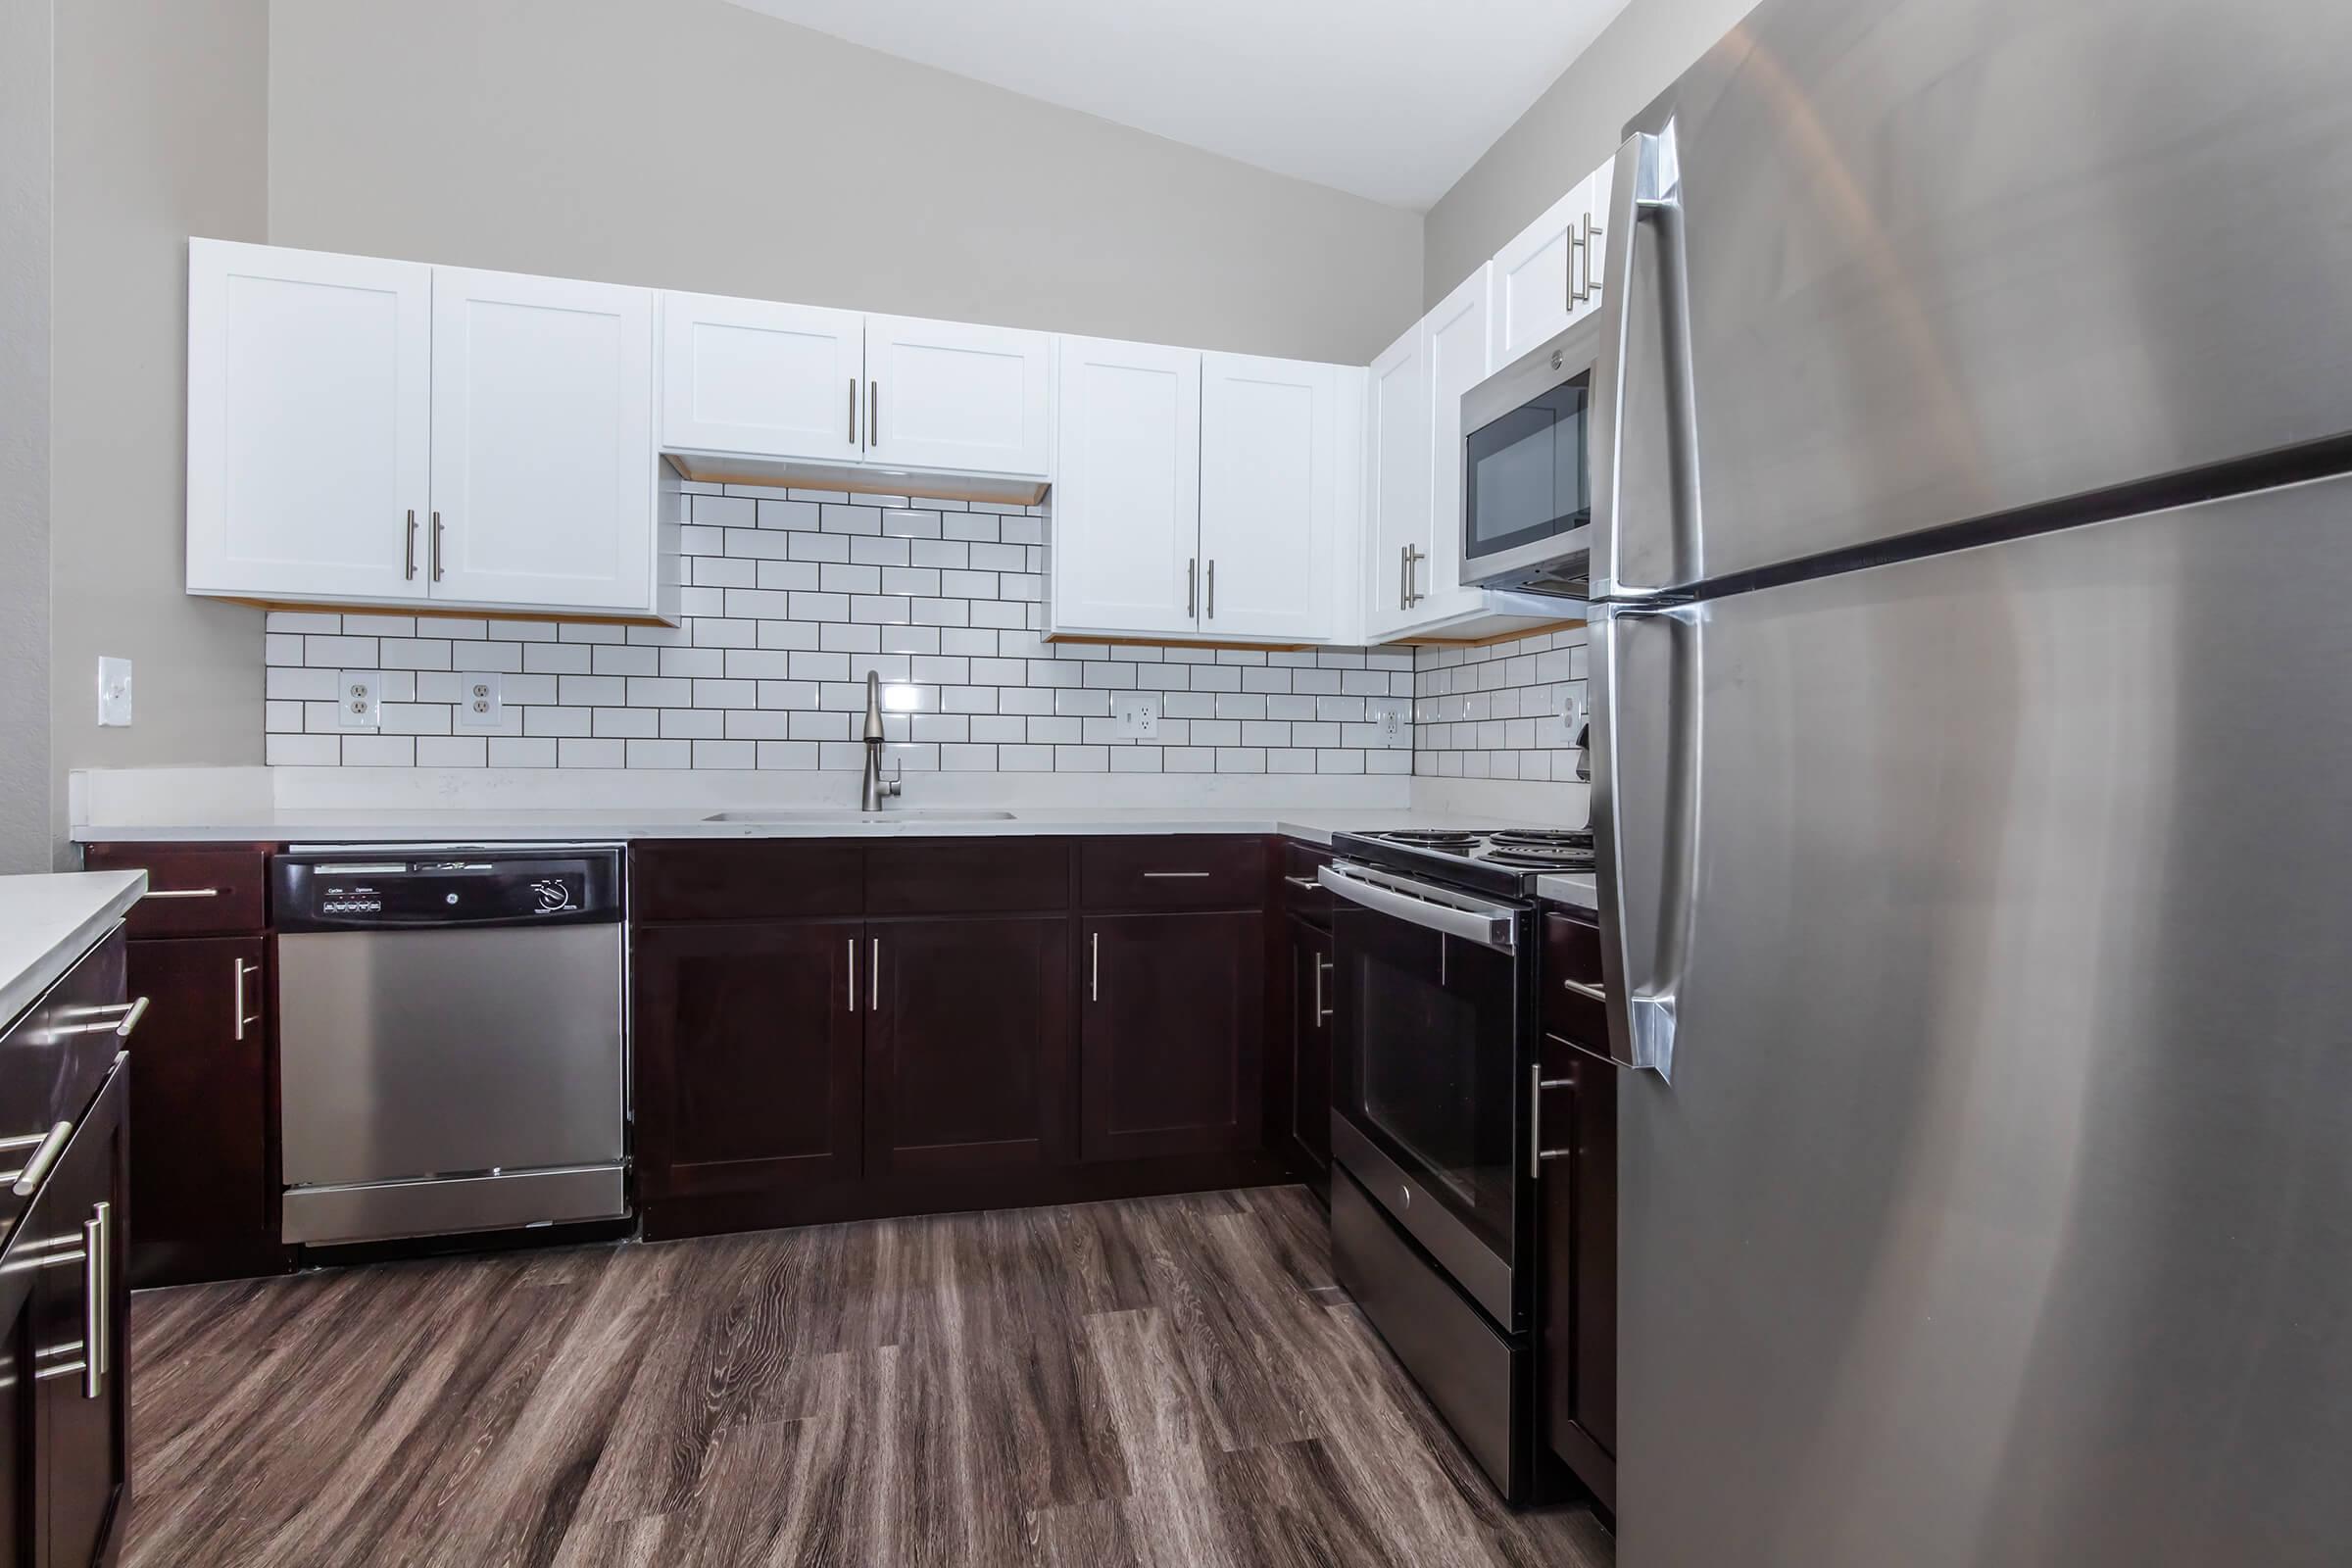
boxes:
[860,670,902,812]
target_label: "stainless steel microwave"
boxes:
[1458,314,1601,597]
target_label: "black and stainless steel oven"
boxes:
[1458,314,1602,598]
[1319,840,1545,1500]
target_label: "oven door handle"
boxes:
[1318,863,1518,953]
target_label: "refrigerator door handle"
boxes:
[1590,122,1703,603]
[1592,603,1702,1080]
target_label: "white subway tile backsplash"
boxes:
[263,496,1419,778]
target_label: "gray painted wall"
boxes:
[1,0,53,871]
[1422,0,1761,308]
[48,0,270,859]
[268,0,1424,366]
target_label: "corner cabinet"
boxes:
[1050,337,1361,645]
[1490,157,1616,369]
[186,238,677,622]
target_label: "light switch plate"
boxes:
[337,671,382,729]
[1112,693,1160,740]
[1366,698,1410,748]
[455,671,505,729]
[96,658,133,727]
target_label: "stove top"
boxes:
[1332,826,1595,899]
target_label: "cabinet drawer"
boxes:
[866,838,1071,914]
[1543,909,1608,1048]
[80,845,270,936]
[1278,841,1334,925]
[1081,836,1265,910]
[631,840,862,922]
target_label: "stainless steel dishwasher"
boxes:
[271,846,627,1247]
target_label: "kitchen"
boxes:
[4,0,2348,1563]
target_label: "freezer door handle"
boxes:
[1592,604,1700,1079]
[1589,122,1702,603]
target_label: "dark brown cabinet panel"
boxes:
[866,917,1071,1178]
[1081,836,1266,911]
[866,839,1070,914]
[630,841,862,923]
[80,844,270,938]
[24,1063,130,1568]
[1539,1040,1618,1508]
[634,920,863,1200]
[1271,915,1334,1194]
[122,936,281,1287]
[1081,911,1263,1161]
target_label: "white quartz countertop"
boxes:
[0,871,147,1027]
[71,806,1533,850]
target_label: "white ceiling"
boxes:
[717,0,1634,210]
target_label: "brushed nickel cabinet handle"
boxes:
[1090,931,1100,1003]
[1560,976,1608,1003]
[868,381,879,447]
[1142,871,1210,879]
[233,959,262,1040]
[1283,875,1320,891]
[1205,560,1215,620]
[848,937,858,1012]
[1313,954,1332,1024]
[1581,211,1604,304]
[849,377,859,445]
[1188,558,1198,619]
[114,996,149,1039]
[431,511,445,582]
[1528,1062,1578,1177]
[405,509,418,580]
[84,1203,107,1396]
[1404,545,1426,609]
[11,1122,72,1198]
[870,938,879,1012]
[142,886,220,901]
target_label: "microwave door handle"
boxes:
[1589,123,1701,603]
[1317,863,1517,953]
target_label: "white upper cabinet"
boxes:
[660,292,862,462]
[1491,163,1615,367]
[1491,182,1585,368]
[1050,335,1200,640]
[864,315,1052,476]
[1422,264,1494,621]
[1198,353,1345,641]
[1360,321,1433,642]
[186,239,432,602]
[429,267,656,612]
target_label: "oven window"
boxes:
[1334,907,1521,1260]
[1464,372,1590,563]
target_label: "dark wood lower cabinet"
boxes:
[1273,914,1334,1194]
[633,919,864,1202]
[866,916,1070,1178]
[122,936,282,1287]
[1540,1045,1619,1509]
[5,1060,131,1568]
[1081,911,1263,1162]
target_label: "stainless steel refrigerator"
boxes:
[1582,1,2352,1562]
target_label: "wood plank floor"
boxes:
[124,1186,1614,1568]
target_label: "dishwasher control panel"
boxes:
[271,848,623,931]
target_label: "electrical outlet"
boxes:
[1112,693,1160,740]
[1556,683,1589,745]
[96,658,133,726]
[455,671,504,729]
[337,671,382,729]
[1365,698,1410,748]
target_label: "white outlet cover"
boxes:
[1556,683,1589,745]
[455,670,505,730]
[96,658,133,727]
[1365,697,1410,748]
[1112,693,1160,740]
[337,671,382,729]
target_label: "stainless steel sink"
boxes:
[701,808,1017,823]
